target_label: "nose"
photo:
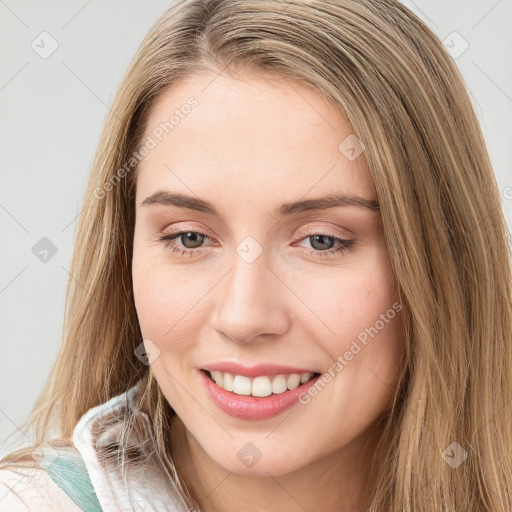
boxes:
[210,248,291,344]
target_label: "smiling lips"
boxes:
[198,361,322,420]
[206,369,317,397]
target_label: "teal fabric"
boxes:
[41,447,102,511]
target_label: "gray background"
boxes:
[1,0,511,457]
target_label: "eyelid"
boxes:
[294,223,353,240]
[161,222,353,242]
[161,223,213,238]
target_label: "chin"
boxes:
[206,443,310,477]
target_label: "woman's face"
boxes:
[132,71,403,477]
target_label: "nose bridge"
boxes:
[211,237,289,343]
[229,243,268,307]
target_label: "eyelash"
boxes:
[157,230,355,258]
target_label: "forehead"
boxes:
[135,72,376,208]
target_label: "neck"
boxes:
[168,415,385,512]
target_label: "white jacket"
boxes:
[0,380,193,511]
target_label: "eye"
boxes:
[157,230,355,258]
[294,234,355,257]
[158,230,212,257]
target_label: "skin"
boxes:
[132,70,404,512]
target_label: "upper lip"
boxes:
[201,361,321,378]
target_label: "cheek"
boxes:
[132,249,231,373]
[298,262,403,441]
[132,252,204,348]
[303,251,404,415]
[302,248,401,350]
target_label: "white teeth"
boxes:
[232,375,252,395]
[300,372,310,384]
[252,376,273,397]
[208,370,316,397]
[210,370,223,387]
[222,372,234,391]
[286,373,301,390]
[272,375,287,394]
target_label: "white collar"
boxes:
[72,380,192,512]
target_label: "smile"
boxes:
[206,369,320,397]
[198,369,322,420]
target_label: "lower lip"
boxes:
[198,369,321,420]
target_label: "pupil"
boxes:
[183,232,204,248]
[311,235,333,251]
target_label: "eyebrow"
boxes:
[140,190,380,216]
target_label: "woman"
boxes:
[1,0,511,510]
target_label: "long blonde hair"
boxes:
[2,1,511,510]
